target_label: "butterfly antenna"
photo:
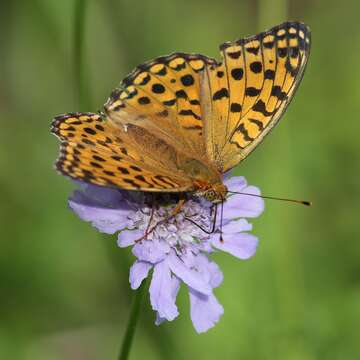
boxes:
[228,191,312,206]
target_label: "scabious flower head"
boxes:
[69,176,264,333]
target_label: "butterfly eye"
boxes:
[204,190,217,202]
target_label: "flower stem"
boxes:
[118,279,148,360]
[73,0,91,110]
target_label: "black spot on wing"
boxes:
[90,161,103,169]
[92,155,105,162]
[175,90,188,99]
[236,123,254,141]
[290,46,299,58]
[250,61,262,73]
[163,98,176,106]
[246,46,260,55]
[82,139,95,146]
[156,109,169,117]
[230,103,242,112]
[180,74,194,86]
[245,87,261,96]
[189,99,200,105]
[152,83,165,94]
[231,68,244,80]
[130,165,142,172]
[179,109,201,120]
[264,69,275,79]
[263,41,274,49]
[84,127,96,135]
[252,100,274,116]
[227,50,241,59]
[271,86,287,100]
[138,96,151,105]
[139,74,151,85]
[95,124,105,131]
[277,47,287,58]
[155,67,167,76]
[212,88,229,100]
[171,62,186,71]
[118,166,130,174]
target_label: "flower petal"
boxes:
[73,183,129,207]
[155,312,166,326]
[212,233,258,259]
[132,239,169,263]
[224,176,247,191]
[222,219,252,234]
[224,185,264,219]
[189,289,224,333]
[68,186,132,234]
[193,253,223,289]
[117,229,143,248]
[129,261,152,290]
[150,261,180,321]
[167,251,211,295]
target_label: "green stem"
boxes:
[73,0,91,109]
[118,279,148,360]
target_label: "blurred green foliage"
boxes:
[1,0,360,359]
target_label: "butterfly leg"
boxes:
[184,204,218,234]
[135,200,155,243]
[144,202,155,237]
[170,197,186,217]
[134,196,186,243]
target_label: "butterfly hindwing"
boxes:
[51,113,195,191]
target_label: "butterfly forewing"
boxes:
[105,53,218,156]
[203,21,311,172]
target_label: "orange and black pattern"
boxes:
[52,21,311,192]
[205,21,311,171]
[51,113,193,191]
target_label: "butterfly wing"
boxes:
[52,22,310,191]
[51,112,196,191]
[104,53,219,159]
[202,21,311,172]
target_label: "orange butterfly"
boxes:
[52,21,310,205]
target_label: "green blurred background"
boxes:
[1,0,360,359]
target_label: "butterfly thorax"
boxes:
[193,181,228,203]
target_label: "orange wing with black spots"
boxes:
[203,21,311,172]
[52,22,310,193]
[104,53,218,156]
[51,112,197,191]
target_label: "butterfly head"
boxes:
[195,182,228,204]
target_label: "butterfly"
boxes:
[51,21,310,205]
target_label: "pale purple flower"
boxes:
[68,176,264,333]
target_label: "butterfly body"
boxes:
[193,181,228,203]
[52,22,311,203]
